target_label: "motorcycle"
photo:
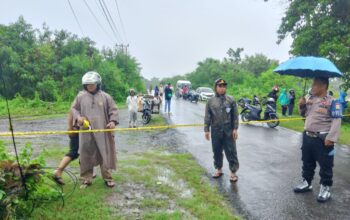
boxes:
[175,88,182,99]
[141,97,152,124]
[183,90,199,103]
[238,95,280,128]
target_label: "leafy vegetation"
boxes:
[0,141,62,220]
[277,0,350,91]
[0,17,145,105]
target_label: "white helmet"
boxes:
[267,98,275,102]
[82,71,102,85]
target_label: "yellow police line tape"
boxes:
[0,114,349,137]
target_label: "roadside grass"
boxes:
[0,98,71,118]
[0,98,126,119]
[147,114,167,127]
[30,149,238,220]
[30,177,120,220]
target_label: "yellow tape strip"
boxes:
[0,114,349,137]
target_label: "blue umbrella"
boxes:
[273,56,343,78]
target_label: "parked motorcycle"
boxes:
[183,90,199,103]
[238,96,279,128]
[142,97,152,124]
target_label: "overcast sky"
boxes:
[0,0,292,79]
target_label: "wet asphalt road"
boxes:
[165,98,350,220]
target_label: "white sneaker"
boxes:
[317,184,331,202]
[293,180,312,193]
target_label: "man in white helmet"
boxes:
[71,71,119,188]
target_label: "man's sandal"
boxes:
[230,173,238,183]
[52,168,65,185]
[105,180,115,188]
[212,170,224,179]
[53,175,65,185]
[80,180,92,189]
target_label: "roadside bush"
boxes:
[0,141,62,219]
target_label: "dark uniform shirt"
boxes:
[164,86,173,100]
[204,94,239,132]
[299,95,341,142]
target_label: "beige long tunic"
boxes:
[71,90,119,173]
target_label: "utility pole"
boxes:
[115,44,129,55]
[115,44,130,83]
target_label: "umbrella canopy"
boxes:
[273,56,343,78]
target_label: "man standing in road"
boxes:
[164,83,173,114]
[204,78,239,182]
[294,77,342,203]
[126,89,138,128]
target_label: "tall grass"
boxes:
[0,93,70,118]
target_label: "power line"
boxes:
[114,0,128,43]
[67,0,84,36]
[97,0,121,43]
[95,0,118,41]
[82,0,114,42]
[100,0,123,43]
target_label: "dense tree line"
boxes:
[277,0,350,91]
[0,17,145,103]
[161,49,305,99]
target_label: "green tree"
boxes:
[226,48,244,64]
[0,17,144,103]
[277,0,350,91]
[241,54,278,76]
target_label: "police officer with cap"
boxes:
[204,78,239,182]
[294,77,342,202]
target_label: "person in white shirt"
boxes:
[159,84,164,97]
[126,89,138,128]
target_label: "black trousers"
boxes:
[211,126,239,172]
[282,105,288,116]
[288,103,294,116]
[65,135,79,160]
[301,132,334,186]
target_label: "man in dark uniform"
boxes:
[268,86,279,101]
[204,78,239,182]
[294,77,341,203]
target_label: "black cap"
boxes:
[215,78,227,86]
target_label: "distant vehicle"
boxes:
[196,87,215,101]
[183,90,199,103]
[175,80,191,98]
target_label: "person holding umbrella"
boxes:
[274,56,343,203]
[295,77,341,202]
